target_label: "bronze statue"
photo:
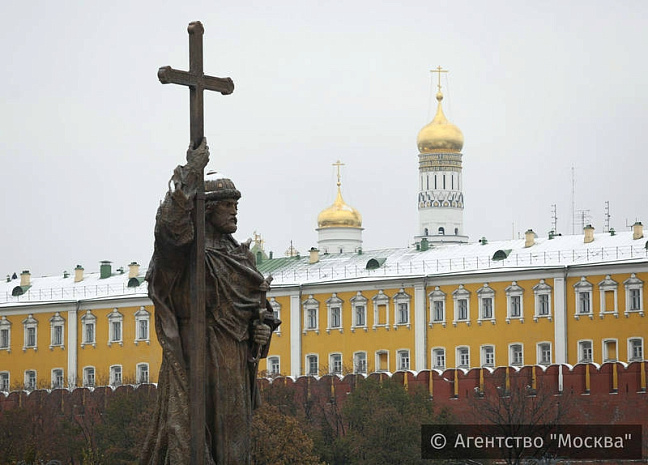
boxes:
[141,139,279,464]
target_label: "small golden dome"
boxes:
[317,187,362,229]
[417,92,464,153]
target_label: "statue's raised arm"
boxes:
[153,138,210,252]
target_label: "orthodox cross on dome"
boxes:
[157,21,234,465]
[430,65,448,93]
[332,159,345,187]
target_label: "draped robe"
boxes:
[141,165,273,465]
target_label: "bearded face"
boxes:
[206,199,238,234]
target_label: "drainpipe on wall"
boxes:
[295,283,302,378]
[423,276,429,371]
[558,265,569,393]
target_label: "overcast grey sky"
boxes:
[1,0,646,277]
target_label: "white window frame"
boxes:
[452,285,471,326]
[509,343,524,367]
[397,349,410,371]
[81,310,97,348]
[481,345,495,368]
[598,275,618,317]
[83,366,96,387]
[628,337,644,361]
[51,368,65,389]
[375,349,390,372]
[537,342,552,365]
[136,362,149,384]
[22,314,38,352]
[372,290,390,329]
[505,281,524,322]
[353,351,367,374]
[302,295,319,334]
[432,347,446,370]
[477,284,495,324]
[305,354,319,376]
[269,298,281,335]
[108,308,124,346]
[0,371,9,392]
[533,280,552,321]
[24,369,37,391]
[574,277,593,319]
[578,340,593,363]
[329,352,343,374]
[456,346,470,369]
[49,312,65,350]
[134,307,150,345]
[0,316,11,352]
[267,356,280,375]
[326,293,343,333]
[393,289,411,329]
[623,274,644,316]
[429,287,446,326]
[350,292,368,331]
[110,365,123,386]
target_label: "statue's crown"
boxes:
[204,171,241,201]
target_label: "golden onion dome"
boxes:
[417,91,464,153]
[317,187,362,229]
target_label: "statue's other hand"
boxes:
[252,322,271,346]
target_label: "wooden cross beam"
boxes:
[158,21,234,465]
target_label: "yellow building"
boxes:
[1,70,646,390]
[256,223,648,377]
[0,262,161,391]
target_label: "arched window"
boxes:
[438,227,445,235]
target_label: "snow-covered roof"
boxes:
[0,267,148,307]
[2,230,647,305]
[258,231,648,287]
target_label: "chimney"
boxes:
[633,221,643,240]
[20,270,31,287]
[309,248,320,264]
[100,261,112,279]
[74,265,84,283]
[524,229,536,248]
[128,262,140,278]
[584,224,595,243]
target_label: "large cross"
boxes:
[158,21,234,465]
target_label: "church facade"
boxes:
[1,71,646,391]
